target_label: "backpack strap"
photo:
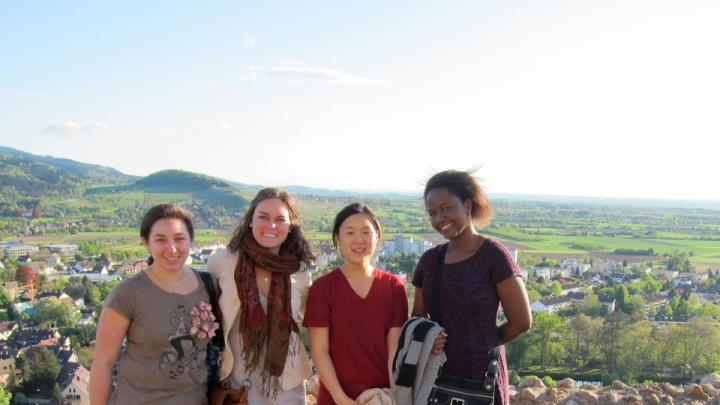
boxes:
[429,244,448,325]
[196,270,225,352]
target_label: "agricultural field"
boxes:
[5,193,720,269]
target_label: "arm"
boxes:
[496,276,532,344]
[308,327,358,405]
[411,287,447,354]
[90,307,130,405]
[411,286,427,317]
[386,326,401,388]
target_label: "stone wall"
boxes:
[511,373,720,404]
[304,373,720,404]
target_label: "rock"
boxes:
[512,400,534,405]
[612,380,630,390]
[536,388,571,404]
[508,386,518,400]
[645,393,661,405]
[684,384,710,401]
[659,382,684,396]
[562,389,599,403]
[616,394,642,405]
[659,396,674,405]
[701,373,720,388]
[519,376,546,389]
[520,386,547,402]
[557,378,577,390]
[702,383,720,398]
[581,384,600,392]
[597,390,619,404]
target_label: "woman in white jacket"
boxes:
[206,188,314,405]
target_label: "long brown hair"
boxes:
[228,188,315,265]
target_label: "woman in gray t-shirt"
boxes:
[90,205,217,405]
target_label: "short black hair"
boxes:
[331,203,383,248]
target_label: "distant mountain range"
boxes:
[1,145,719,210]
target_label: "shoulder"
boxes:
[374,269,404,285]
[205,248,239,277]
[105,272,145,306]
[419,243,445,262]
[481,238,514,262]
[114,272,146,292]
[310,268,340,289]
[291,264,311,287]
[416,244,445,271]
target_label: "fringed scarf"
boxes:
[235,236,300,398]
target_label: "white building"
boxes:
[0,241,39,257]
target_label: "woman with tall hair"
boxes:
[91,204,215,405]
[305,203,408,405]
[412,170,532,405]
[206,187,315,404]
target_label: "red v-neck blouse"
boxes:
[304,268,408,404]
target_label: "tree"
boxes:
[583,294,604,317]
[527,289,542,303]
[0,386,10,405]
[615,285,628,312]
[53,383,67,405]
[601,311,628,374]
[84,284,102,307]
[15,265,38,287]
[566,314,602,374]
[32,297,79,328]
[24,347,60,392]
[525,312,566,373]
[550,281,562,297]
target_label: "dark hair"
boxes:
[424,169,494,228]
[140,204,194,265]
[331,203,383,249]
[228,187,315,265]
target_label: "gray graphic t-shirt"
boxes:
[105,271,216,405]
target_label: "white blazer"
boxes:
[206,248,312,390]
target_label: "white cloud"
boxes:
[242,37,257,48]
[269,66,386,86]
[238,66,259,82]
[42,121,111,135]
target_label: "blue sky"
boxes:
[1,1,719,199]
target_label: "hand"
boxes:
[431,331,448,354]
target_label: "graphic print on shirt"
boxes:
[158,299,218,385]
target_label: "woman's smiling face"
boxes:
[250,198,291,254]
[425,187,472,240]
[335,213,379,266]
[143,218,191,272]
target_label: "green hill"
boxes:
[0,146,135,215]
[0,147,247,223]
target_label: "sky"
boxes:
[1,1,719,200]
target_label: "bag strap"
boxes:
[429,244,448,325]
[483,346,500,392]
[196,270,225,351]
